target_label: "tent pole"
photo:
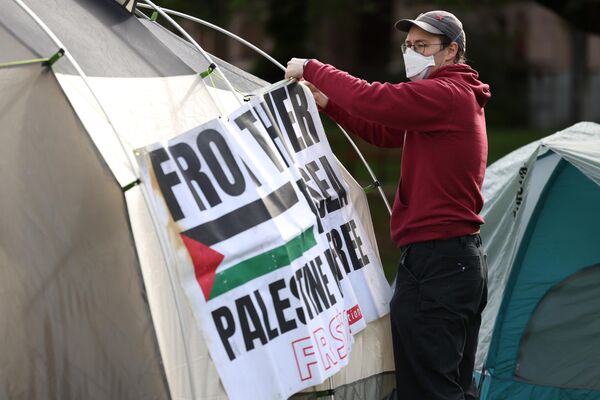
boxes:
[11,1,198,398]
[141,0,244,107]
[137,3,284,73]
[136,4,392,216]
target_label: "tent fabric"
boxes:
[140,18,269,93]
[54,72,238,400]
[516,264,600,389]
[328,373,395,400]
[0,0,192,77]
[0,2,55,65]
[54,73,224,185]
[476,121,600,371]
[125,185,227,400]
[0,64,169,400]
[476,122,600,399]
[491,158,600,377]
[478,151,562,372]
[475,145,541,371]
[293,372,395,399]
[543,124,600,186]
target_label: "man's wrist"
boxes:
[303,59,311,71]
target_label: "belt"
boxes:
[401,234,482,253]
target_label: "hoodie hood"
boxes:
[429,63,491,107]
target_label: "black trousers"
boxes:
[390,234,488,400]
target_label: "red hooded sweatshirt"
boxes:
[303,60,491,247]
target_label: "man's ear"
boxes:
[445,42,459,63]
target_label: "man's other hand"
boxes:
[300,80,329,109]
[285,58,307,79]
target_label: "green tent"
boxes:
[477,122,600,399]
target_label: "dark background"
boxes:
[142,0,600,279]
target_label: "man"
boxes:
[285,10,489,400]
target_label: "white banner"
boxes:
[136,81,391,399]
[138,117,352,399]
[255,81,392,325]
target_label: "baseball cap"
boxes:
[395,10,466,52]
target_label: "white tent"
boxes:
[0,1,394,399]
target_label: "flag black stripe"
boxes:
[182,182,299,246]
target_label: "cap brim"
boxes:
[394,19,444,35]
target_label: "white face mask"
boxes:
[403,47,436,81]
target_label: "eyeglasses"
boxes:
[401,41,447,55]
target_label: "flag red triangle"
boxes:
[180,234,224,301]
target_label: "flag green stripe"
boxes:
[209,227,316,299]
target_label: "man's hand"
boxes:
[300,80,329,109]
[285,58,307,79]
